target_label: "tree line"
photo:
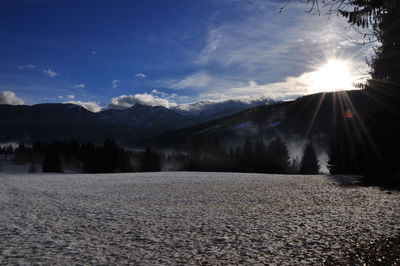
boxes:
[165,137,320,174]
[6,137,320,175]
[10,140,160,173]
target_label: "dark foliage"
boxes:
[140,147,161,172]
[265,137,290,174]
[0,144,14,154]
[29,140,134,173]
[171,136,291,174]
[42,145,63,172]
[299,142,319,174]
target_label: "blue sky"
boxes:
[0,0,373,111]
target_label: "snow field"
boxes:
[0,172,399,265]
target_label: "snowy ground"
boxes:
[1,172,399,265]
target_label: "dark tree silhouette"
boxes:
[101,139,119,173]
[141,147,161,172]
[254,139,267,173]
[299,142,319,174]
[241,138,254,172]
[265,137,290,174]
[42,146,63,172]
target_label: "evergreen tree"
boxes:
[265,137,290,174]
[241,138,254,172]
[101,139,119,173]
[254,139,267,173]
[14,141,27,165]
[42,146,63,172]
[141,147,161,172]
[299,142,319,174]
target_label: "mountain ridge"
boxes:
[0,98,276,143]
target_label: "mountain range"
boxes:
[0,98,275,143]
[0,91,368,152]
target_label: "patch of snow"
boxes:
[266,121,281,128]
[0,172,399,265]
[231,121,253,129]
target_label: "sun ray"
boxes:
[304,92,326,140]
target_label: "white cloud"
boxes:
[151,89,177,99]
[108,93,177,109]
[171,71,212,90]
[181,1,373,100]
[74,84,85,89]
[196,77,306,102]
[64,101,102,112]
[58,96,64,99]
[17,64,35,70]
[91,51,97,55]
[195,66,363,102]
[0,91,24,105]
[112,80,120,89]
[67,94,75,99]
[43,69,58,78]
[135,73,146,78]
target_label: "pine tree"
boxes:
[241,138,254,172]
[299,142,319,174]
[101,139,119,173]
[265,137,290,174]
[254,139,267,173]
[42,146,63,172]
[141,147,161,172]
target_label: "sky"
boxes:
[0,0,373,112]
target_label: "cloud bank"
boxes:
[108,93,177,109]
[0,91,24,105]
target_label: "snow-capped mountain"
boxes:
[0,98,276,143]
[173,98,276,116]
[99,103,184,128]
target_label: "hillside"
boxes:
[139,90,369,151]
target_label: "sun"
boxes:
[309,59,355,94]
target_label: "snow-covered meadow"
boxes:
[1,172,399,264]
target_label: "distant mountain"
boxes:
[172,98,276,117]
[0,103,186,143]
[99,104,184,128]
[138,90,369,151]
[0,98,276,143]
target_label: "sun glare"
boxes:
[310,59,354,94]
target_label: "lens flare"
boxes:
[345,109,353,119]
